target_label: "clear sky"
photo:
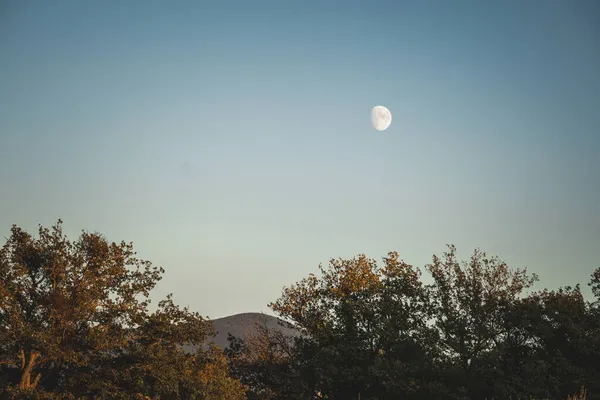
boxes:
[1,0,599,319]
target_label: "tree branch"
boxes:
[32,372,41,388]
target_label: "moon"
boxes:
[371,105,392,131]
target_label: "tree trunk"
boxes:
[19,349,40,389]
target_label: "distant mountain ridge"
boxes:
[181,312,301,353]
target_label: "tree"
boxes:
[0,220,246,399]
[0,220,163,392]
[424,245,538,398]
[517,285,597,398]
[269,252,434,399]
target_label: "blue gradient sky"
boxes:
[1,0,599,318]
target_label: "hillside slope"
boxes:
[181,312,301,353]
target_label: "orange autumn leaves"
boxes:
[269,252,419,328]
[269,254,380,321]
[330,255,382,298]
[198,352,247,400]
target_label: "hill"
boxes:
[181,312,301,353]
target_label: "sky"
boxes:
[1,0,599,319]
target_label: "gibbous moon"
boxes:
[371,105,392,131]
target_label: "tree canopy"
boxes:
[1,220,597,399]
[0,220,246,399]
[264,246,598,399]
